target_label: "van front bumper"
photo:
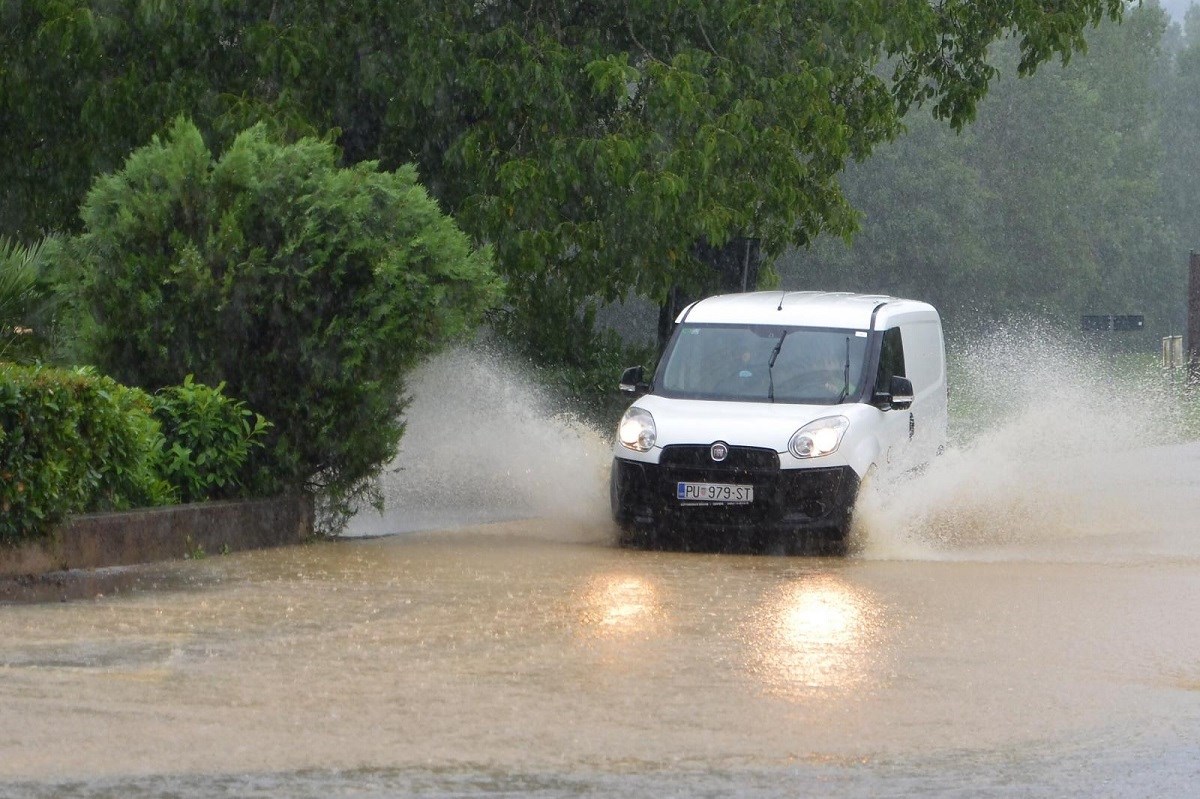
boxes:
[610,446,859,545]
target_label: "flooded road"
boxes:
[2,516,1200,797]
[4,341,1200,796]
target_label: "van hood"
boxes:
[633,394,852,453]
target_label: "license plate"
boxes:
[676,482,754,503]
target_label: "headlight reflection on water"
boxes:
[577,574,662,638]
[571,569,887,696]
[748,576,884,698]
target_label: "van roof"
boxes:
[676,291,939,330]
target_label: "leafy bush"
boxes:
[70,117,501,528]
[0,364,172,543]
[151,375,270,504]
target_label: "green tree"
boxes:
[1162,5,1200,256]
[2,2,1127,344]
[775,109,993,316]
[781,3,1181,336]
[362,1,1128,352]
[0,0,327,240]
[69,117,500,523]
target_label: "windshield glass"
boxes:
[657,323,870,404]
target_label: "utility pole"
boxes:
[1189,251,1200,384]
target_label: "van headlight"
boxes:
[618,407,657,452]
[789,416,849,459]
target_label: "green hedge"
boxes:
[0,363,171,543]
[1,364,269,544]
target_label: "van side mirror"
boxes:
[619,365,650,395]
[873,375,914,410]
[888,376,914,410]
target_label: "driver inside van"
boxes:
[713,334,769,395]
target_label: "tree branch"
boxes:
[624,0,665,64]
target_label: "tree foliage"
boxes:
[1162,4,1200,258]
[360,0,1127,351]
[0,0,325,239]
[150,375,271,505]
[0,1,1127,351]
[780,2,1185,337]
[69,117,500,516]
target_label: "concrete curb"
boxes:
[0,495,314,579]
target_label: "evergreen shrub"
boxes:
[71,118,501,527]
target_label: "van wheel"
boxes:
[818,530,850,557]
[619,523,678,550]
[617,523,650,549]
[845,466,876,554]
[778,529,845,556]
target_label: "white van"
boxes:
[610,291,947,551]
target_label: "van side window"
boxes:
[875,327,906,393]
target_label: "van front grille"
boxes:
[658,445,780,475]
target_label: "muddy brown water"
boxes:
[2,516,1199,798]
[5,343,1200,796]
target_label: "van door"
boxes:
[873,326,914,469]
[896,319,948,463]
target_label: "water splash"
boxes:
[347,344,614,541]
[355,330,1200,560]
[854,324,1200,562]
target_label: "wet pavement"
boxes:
[2,517,1199,797]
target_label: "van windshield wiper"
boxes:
[767,329,788,402]
[836,336,851,404]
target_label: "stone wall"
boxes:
[0,495,313,579]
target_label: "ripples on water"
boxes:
[8,743,1199,799]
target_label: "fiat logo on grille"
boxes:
[710,442,729,462]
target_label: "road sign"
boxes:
[1081,314,1144,332]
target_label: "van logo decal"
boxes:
[710,442,729,462]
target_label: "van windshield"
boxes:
[657,323,870,404]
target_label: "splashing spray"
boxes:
[348,344,615,541]
[853,325,1200,562]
